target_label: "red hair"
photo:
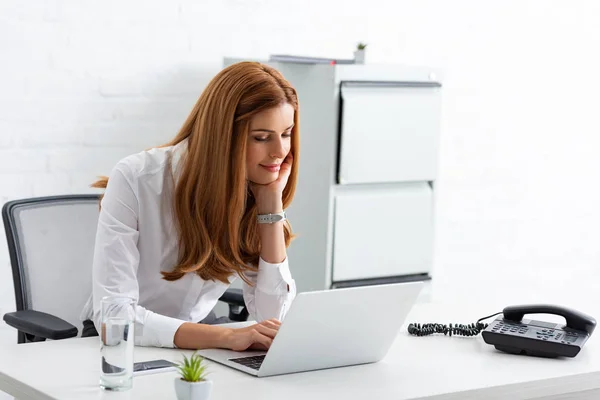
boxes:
[92,62,299,284]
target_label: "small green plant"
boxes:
[176,352,209,382]
[357,42,368,50]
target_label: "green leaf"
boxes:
[175,351,209,382]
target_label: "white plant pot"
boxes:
[354,49,366,64]
[174,378,213,400]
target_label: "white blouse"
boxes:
[80,139,296,348]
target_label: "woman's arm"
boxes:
[92,163,187,348]
[256,200,286,264]
[244,153,297,322]
[252,152,294,264]
[173,323,229,349]
[174,320,280,351]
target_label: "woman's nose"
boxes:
[270,140,286,159]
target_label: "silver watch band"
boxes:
[256,211,287,224]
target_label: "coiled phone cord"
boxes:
[407,311,503,337]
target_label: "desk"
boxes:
[1,301,600,400]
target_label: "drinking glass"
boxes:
[99,296,135,391]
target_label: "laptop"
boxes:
[197,281,423,377]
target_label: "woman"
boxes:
[80,61,299,351]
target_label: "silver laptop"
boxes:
[197,281,423,377]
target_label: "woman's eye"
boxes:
[253,132,291,142]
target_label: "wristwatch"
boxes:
[256,211,287,224]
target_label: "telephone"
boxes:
[408,304,597,358]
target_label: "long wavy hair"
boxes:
[92,62,300,285]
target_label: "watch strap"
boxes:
[256,211,287,224]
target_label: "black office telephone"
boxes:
[408,304,597,358]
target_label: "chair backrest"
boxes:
[2,195,100,339]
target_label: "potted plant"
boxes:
[354,42,367,64]
[174,352,212,400]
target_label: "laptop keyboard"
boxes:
[229,355,266,370]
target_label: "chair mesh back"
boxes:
[11,198,99,334]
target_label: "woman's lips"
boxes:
[260,164,281,172]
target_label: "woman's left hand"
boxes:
[250,153,293,213]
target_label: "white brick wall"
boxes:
[1,0,600,364]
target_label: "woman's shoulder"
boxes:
[114,140,187,182]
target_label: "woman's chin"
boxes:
[248,174,278,186]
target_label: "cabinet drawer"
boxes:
[332,183,433,282]
[338,82,441,184]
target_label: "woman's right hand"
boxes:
[223,319,281,351]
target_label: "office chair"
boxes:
[2,195,248,344]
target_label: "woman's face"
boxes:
[246,103,294,185]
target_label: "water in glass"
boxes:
[100,296,135,391]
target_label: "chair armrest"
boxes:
[3,310,78,340]
[219,288,244,307]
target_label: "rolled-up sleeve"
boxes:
[92,163,185,348]
[242,257,297,322]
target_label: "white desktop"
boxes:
[1,283,600,400]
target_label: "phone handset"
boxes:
[502,304,597,334]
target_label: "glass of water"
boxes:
[100,296,136,391]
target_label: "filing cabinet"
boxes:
[225,59,442,293]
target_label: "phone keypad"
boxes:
[535,329,556,341]
[489,319,583,345]
[491,320,528,335]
